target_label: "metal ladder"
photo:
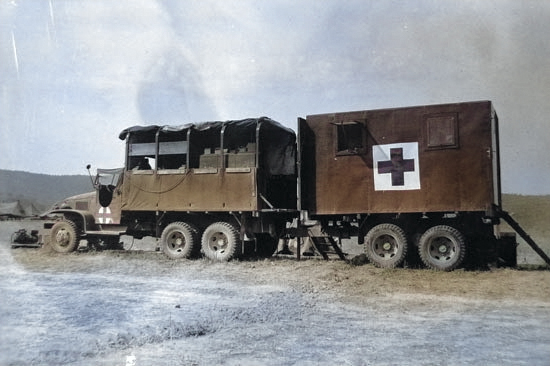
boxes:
[496,205,550,266]
[309,236,347,261]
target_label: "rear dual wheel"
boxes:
[161,221,242,262]
[160,222,199,259]
[418,225,466,271]
[201,222,239,262]
[365,224,408,268]
[365,223,466,271]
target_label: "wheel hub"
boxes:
[211,232,228,251]
[169,233,185,249]
[55,230,70,246]
[373,235,398,259]
[429,238,455,261]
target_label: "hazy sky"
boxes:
[1,0,549,194]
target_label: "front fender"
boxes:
[44,209,100,234]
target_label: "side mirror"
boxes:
[85,164,96,188]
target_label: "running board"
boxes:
[496,205,550,266]
[85,230,125,237]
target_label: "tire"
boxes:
[418,225,466,271]
[50,220,79,253]
[365,223,408,268]
[160,222,199,259]
[201,222,239,261]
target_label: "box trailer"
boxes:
[298,101,509,270]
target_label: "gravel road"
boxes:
[1,220,549,366]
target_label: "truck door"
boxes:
[95,168,124,225]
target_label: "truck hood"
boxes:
[50,191,95,210]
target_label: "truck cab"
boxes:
[41,168,125,252]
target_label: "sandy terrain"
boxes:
[1,219,549,366]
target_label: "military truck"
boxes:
[42,118,297,260]
[40,101,548,270]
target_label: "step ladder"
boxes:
[496,205,550,266]
[309,236,347,261]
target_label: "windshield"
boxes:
[95,168,124,187]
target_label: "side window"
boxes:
[128,142,156,171]
[157,140,188,170]
[335,122,366,156]
[425,113,459,149]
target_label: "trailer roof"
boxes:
[304,100,493,118]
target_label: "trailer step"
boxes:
[310,236,347,261]
[496,206,550,266]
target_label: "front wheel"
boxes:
[160,222,199,259]
[49,220,80,253]
[201,222,239,261]
[365,223,408,268]
[418,225,466,271]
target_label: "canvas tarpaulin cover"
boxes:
[118,117,296,212]
[119,117,296,176]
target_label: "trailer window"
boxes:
[425,113,459,149]
[335,122,365,156]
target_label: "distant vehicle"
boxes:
[39,101,549,270]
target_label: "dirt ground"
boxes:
[1,220,550,366]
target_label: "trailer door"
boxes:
[491,108,502,208]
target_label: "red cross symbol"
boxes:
[98,207,113,224]
[377,147,415,186]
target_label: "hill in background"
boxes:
[0,169,92,212]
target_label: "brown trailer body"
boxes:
[299,100,501,216]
